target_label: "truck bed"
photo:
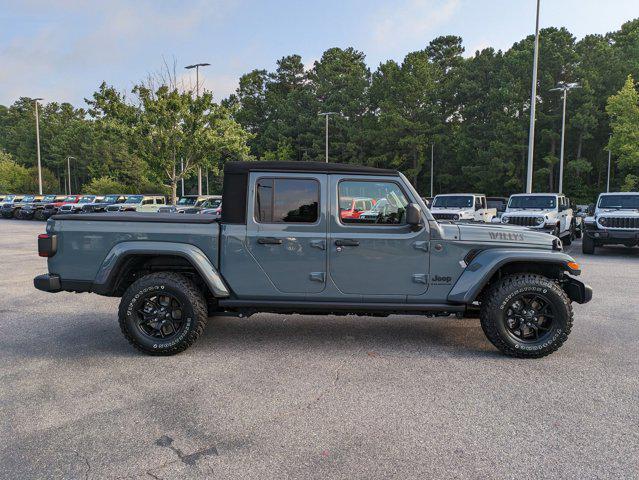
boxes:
[45,213,221,292]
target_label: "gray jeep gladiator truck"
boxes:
[34,162,592,358]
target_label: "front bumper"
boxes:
[34,273,61,292]
[562,277,593,304]
[584,228,639,243]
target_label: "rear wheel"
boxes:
[34,209,45,221]
[582,234,596,254]
[118,272,208,355]
[563,224,574,246]
[480,274,573,358]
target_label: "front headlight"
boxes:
[599,217,607,226]
[536,217,544,225]
[501,216,509,224]
[453,214,460,221]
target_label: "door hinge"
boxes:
[412,241,429,252]
[309,272,325,282]
[412,273,428,284]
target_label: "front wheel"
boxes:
[480,274,573,358]
[118,272,208,355]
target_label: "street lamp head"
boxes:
[33,97,44,102]
[185,63,210,69]
[550,81,581,92]
[318,112,338,116]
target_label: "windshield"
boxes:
[432,195,473,208]
[487,199,506,211]
[124,195,143,204]
[62,196,77,202]
[508,196,556,209]
[102,195,120,203]
[202,199,221,209]
[598,194,639,210]
[4,195,15,202]
[42,195,56,202]
[78,196,95,204]
[22,195,36,203]
[177,197,198,205]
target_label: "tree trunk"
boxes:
[171,163,177,205]
[577,132,583,160]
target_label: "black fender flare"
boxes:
[447,249,581,304]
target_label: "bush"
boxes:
[0,151,58,193]
[82,176,169,195]
[82,176,128,194]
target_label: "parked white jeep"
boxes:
[430,194,497,223]
[501,193,578,245]
[582,192,639,254]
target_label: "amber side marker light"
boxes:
[567,261,580,271]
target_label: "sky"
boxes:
[1,0,638,107]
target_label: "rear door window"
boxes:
[255,178,319,223]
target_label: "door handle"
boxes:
[335,239,359,247]
[257,237,283,245]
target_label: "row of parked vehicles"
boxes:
[0,194,222,220]
[398,191,637,255]
[3,188,637,256]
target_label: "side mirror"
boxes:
[406,203,422,227]
[587,203,595,215]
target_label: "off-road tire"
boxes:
[480,274,573,358]
[582,234,596,254]
[118,272,208,355]
[34,209,45,221]
[563,224,574,246]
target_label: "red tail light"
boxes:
[38,234,57,257]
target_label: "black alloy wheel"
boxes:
[135,292,186,341]
[504,294,555,343]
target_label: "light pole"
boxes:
[318,112,337,163]
[525,0,541,193]
[33,98,44,195]
[66,156,76,194]
[607,133,612,193]
[185,62,210,194]
[430,143,434,198]
[550,82,580,193]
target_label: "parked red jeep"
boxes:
[339,197,376,220]
[41,195,82,220]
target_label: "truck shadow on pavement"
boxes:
[5,313,500,360]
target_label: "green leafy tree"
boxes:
[607,75,639,190]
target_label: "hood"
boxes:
[503,209,550,216]
[596,209,639,217]
[456,222,556,249]
[430,207,472,213]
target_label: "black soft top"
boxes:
[224,161,397,176]
[222,161,397,224]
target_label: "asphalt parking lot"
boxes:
[1,219,637,479]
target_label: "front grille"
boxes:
[599,216,639,229]
[506,216,540,227]
[432,213,458,220]
[59,205,73,211]
[106,206,120,212]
